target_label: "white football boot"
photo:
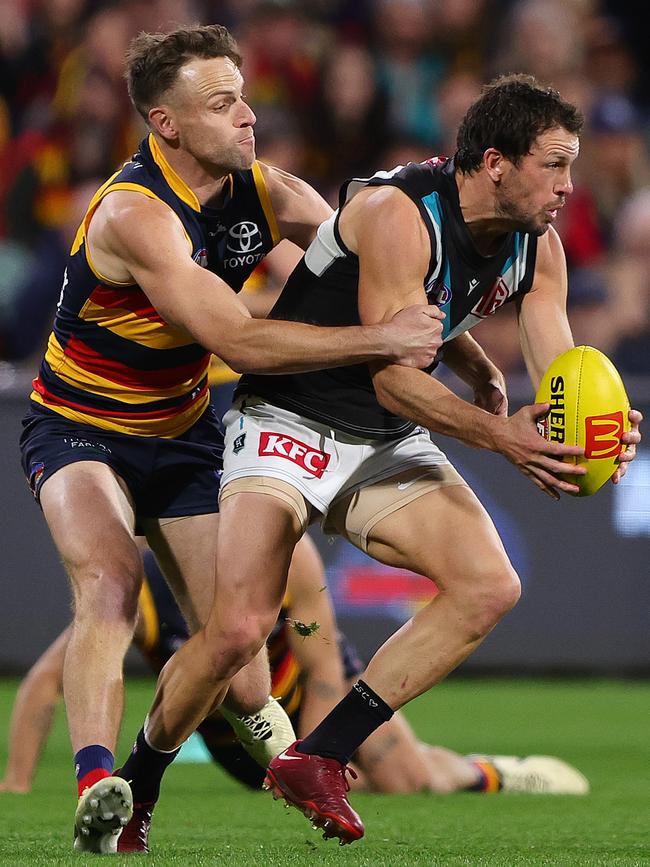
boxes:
[471,754,590,794]
[73,776,134,853]
[221,696,296,768]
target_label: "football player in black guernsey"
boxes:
[144,74,642,843]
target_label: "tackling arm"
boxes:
[88,191,441,374]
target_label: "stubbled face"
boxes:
[495,126,579,236]
[161,56,256,173]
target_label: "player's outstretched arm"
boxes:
[342,186,586,498]
[0,627,70,793]
[87,192,443,374]
[519,228,642,485]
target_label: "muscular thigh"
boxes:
[39,461,138,579]
[143,513,219,633]
[363,484,513,589]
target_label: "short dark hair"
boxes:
[455,73,583,174]
[125,24,242,121]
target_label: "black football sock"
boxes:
[117,726,180,804]
[297,680,393,764]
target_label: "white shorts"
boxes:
[221,397,459,520]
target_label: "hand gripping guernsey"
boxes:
[21,134,279,507]
[238,157,538,438]
[30,134,279,437]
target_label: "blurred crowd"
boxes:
[2,0,650,379]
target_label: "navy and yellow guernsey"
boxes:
[239,157,538,439]
[30,134,279,438]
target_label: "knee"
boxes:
[71,557,142,627]
[206,615,275,680]
[459,567,521,638]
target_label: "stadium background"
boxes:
[0,0,649,676]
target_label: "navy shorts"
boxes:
[19,404,224,529]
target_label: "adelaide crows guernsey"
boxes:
[239,157,538,439]
[30,134,279,437]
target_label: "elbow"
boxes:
[222,355,263,375]
[224,357,246,376]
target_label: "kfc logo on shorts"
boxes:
[258,432,330,478]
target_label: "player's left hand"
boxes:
[473,367,508,416]
[612,408,642,484]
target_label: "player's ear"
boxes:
[484,148,505,183]
[148,106,178,142]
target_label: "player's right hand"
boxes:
[385,305,445,368]
[491,403,586,499]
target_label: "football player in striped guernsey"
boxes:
[18,23,444,853]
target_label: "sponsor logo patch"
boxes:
[233,433,246,454]
[28,461,45,496]
[471,277,512,318]
[584,412,624,459]
[193,247,209,268]
[226,221,263,254]
[258,432,330,478]
[63,437,112,453]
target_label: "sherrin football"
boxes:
[535,346,630,497]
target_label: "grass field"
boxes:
[0,678,648,866]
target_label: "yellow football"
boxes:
[535,346,630,497]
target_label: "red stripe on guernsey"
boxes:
[33,377,208,420]
[63,335,207,390]
[88,284,165,323]
[77,768,112,797]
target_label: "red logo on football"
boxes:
[584,412,624,459]
[258,432,330,478]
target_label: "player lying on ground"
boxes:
[0,534,588,827]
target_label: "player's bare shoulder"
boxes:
[87,189,191,283]
[256,161,332,248]
[533,224,567,282]
[339,184,428,258]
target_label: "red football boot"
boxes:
[264,741,364,844]
[116,801,155,853]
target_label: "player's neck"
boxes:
[155,137,231,207]
[456,171,513,256]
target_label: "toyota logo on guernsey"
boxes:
[258,432,330,478]
[224,221,265,270]
[226,221,263,253]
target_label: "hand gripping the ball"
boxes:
[490,404,586,500]
[611,408,643,484]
